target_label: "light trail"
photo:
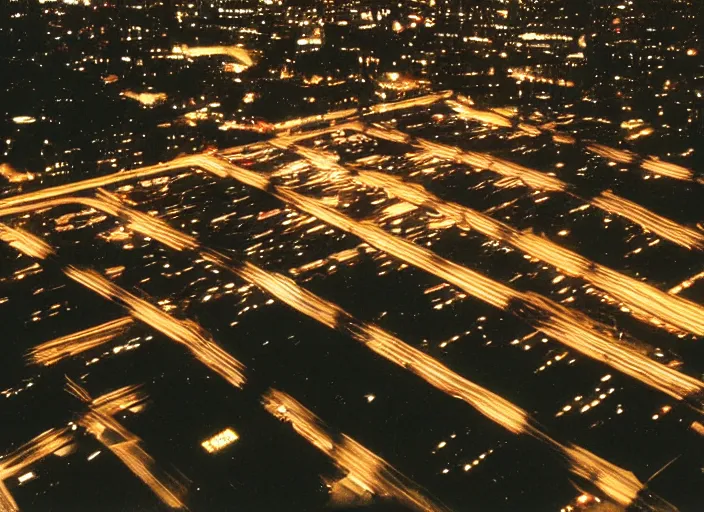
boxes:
[355,124,704,250]
[508,69,575,87]
[273,109,359,132]
[0,195,663,508]
[0,91,452,215]
[560,445,642,508]
[446,99,514,128]
[2,155,701,401]
[29,316,134,366]
[288,244,373,277]
[592,191,703,251]
[0,155,202,212]
[175,44,254,67]
[95,190,200,251]
[0,164,33,184]
[64,267,246,389]
[0,222,245,389]
[197,253,659,508]
[271,90,451,133]
[669,271,704,295]
[413,136,566,192]
[0,224,54,259]
[68,379,187,509]
[262,389,450,512]
[122,91,167,107]
[366,90,453,115]
[199,248,530,436]
[447,99,698,183]
[195,158,703,402]
[0,429,73,512]
[300,163,704,336]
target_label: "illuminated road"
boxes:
[0,221,246,390]
[67,379,187,509]
[0,382,185,511]
[175,44,254,67]
[446,97,700,183]
[191,158,702,403]
[278,143,704,336]
[263,389,450,512]
[2,153,701,401]
[0,92,699,510]
[357,124,704,250]
[64,267,247,389]
[29,316,134,366]
[0,213,658,507]
[0,430,73,512]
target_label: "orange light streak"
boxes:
[366,90,453,115]
[29,316,134,366]
[68,380,186,509]
[0,429,73,512]
[1,164,701,402]
[263,389,450,512]
[63,267,246,389]
[446,100,514,128]
[592,191,703,251]
[561,445,641,507]
[355,124,703,250]
[0,224,54,259]
[175,44,254,67]
[197,158,702,402]
[271,90,450,133]
[0,164,34,184]
[343,168,704,336]
[122,91,167,106]
[0,185,656,508]
[445,99,697,182]
[669,271,704,295]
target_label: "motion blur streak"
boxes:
[0,155,201,212]
[81,412,186,509]
[176,44,254,67]
[207,253,529,434]
[204,158,702,401]
[669,271,704,295]
[0,224,54,259]
[122,91,167,107]
[1,167,700,401]
[69,380,186,509]
[273,108,359,132]
[262,389,450,512]
[0,430,72,479]
[63,267,246,389]
[0,482,16,512]
[207,251,650,507]
[592,191,704,251]
[358,323,530,434]
[413,136,566,192]
[0,163,33,184]
[29,316,134,366]
[346,168,704,336]
[446,99,514,128]
[95,190,200,251]
[446,98,696,182]
[0,181,654,509]
[0,194,197,252]
[366,90,453,115]
[0,429,73,512]
[561,445,642,508]
[271,90,450,132]
[360,125,702,250]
